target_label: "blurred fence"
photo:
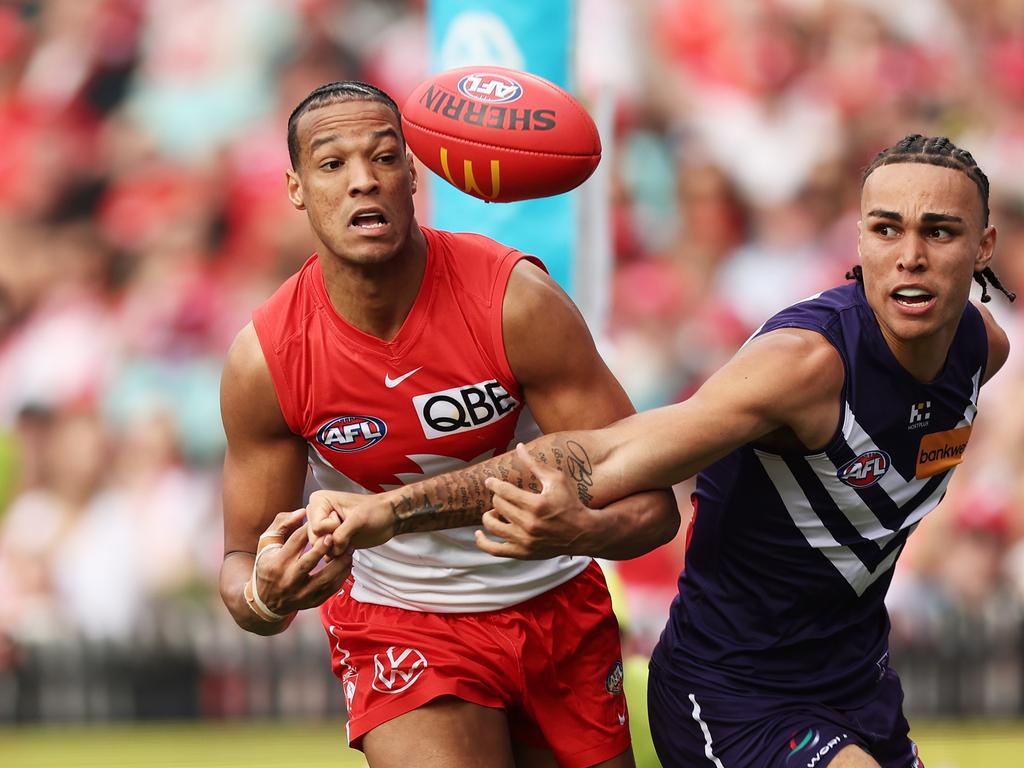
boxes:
[2,611,1022,724]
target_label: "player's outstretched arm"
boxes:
[309,259,681,559]
[309,325,845,558]
[220,324,352,636]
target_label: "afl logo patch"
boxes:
[316,415,386,452]
[457,72,523,104]
[837,450,891,488]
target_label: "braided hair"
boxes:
[287,81,404,170]
[847,134,1015,303]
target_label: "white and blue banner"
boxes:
[427,0,577,294]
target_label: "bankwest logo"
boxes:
[916,425,972,479]
[372,646,428,694]
[413,379,518,439]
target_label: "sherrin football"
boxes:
[401,66,601,203]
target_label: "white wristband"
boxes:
[250,542,288,621]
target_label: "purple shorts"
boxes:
[648,662,923,768]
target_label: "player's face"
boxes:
[857,162,995,346]
[287,99,418,266]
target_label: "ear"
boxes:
[975,225,996,272]
[856,219,863,258]
[408,150,418,195]
[286,169,305,210]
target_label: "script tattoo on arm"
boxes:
[387,438,598,535]
[563,440,595,505]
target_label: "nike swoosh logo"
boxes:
[384,367,422,388]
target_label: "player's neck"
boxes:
[878,323,957,383]
[319,228,428,342]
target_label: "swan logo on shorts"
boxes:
[458,73,523,104]
[372,646,428,694]
[605,660,624,694]
[836,450,891,488]
[316,415,387,452]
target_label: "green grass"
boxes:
[1,718,1022,767]
[909,721,1024,767]
[2,720,1024,765]
[0,722,367,768]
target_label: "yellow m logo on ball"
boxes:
[439,147,501,200]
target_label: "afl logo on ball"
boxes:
[457,73,523,104]
[316,415,386,452]
[837,450,891,488]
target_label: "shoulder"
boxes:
[221,323,289,437]
[501,260,609,392]
[736,327,845,409]
[758,284,860,337]
[971,300,1011,384]
[503,259,580,334]
[225,320,264,367]
[741,327,844,378]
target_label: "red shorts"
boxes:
[320,560,630,767]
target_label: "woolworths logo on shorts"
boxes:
[785,729,849,767]
[915,425,972,479]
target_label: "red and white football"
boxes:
[401,66,601,203]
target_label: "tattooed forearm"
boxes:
[386,436,598,535]
[389,464,502,534]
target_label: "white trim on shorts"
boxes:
[689,693,727,768]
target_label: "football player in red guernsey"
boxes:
[218,81,679,768]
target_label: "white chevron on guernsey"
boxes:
[755,366,981,596]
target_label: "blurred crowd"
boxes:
[0,0,1023,677]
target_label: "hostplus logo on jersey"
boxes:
[836,449,891,488]
[785,729,849,767]
[316,415,387,452]
[908,400,931,430]
[413,380,518,439]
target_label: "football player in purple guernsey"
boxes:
[307,134,1013,767]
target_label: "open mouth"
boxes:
[892,287,934,308]
[350,212,388,230]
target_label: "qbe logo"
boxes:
[413,380,518,439]
[457,72,523,104]
[836,450,891,488]
[316,415,386,452]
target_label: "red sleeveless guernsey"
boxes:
[252,227,589,612]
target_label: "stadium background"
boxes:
[1,0,1023,765]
